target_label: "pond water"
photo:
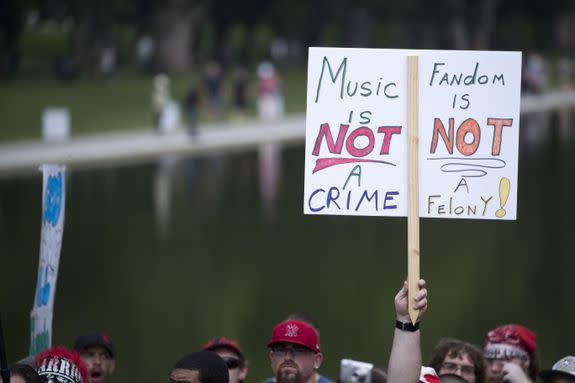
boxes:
[1,114,574,383]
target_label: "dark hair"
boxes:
[286,312,320,334]
[428,338,485,383]
[527,351,539,382]
[173,351,229,383]
[10,363,43,383]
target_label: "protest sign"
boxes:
[304,48,521,220]
[30,165,66,355]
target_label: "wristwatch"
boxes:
[395,320,420,332]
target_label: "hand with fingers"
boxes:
[394,279,428,323]
[502,362,531,383]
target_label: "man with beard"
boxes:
[483,324,538,383]
[73,331,115,383]
[267,279,428,383]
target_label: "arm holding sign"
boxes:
[387,280,428,383]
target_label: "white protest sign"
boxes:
[30,165,66,355]
[304,48,521,220]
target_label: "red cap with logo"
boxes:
[268,320,321,353]
[484,324,536,359]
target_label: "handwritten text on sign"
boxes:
[303,48,521,220]
[30,164,66,355]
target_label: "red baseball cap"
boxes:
[267,320,321,353]
[203,337,245,361]
[484,324,536,358]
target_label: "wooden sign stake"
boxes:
[407,56,420,324]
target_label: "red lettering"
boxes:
[346,127,374,157]
[487,118,513,155]
[312,123,349,156]
[456,118,481,156]
[430,118,454,154]
[377,126,402,154]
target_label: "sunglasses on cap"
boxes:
[221,356,242,370]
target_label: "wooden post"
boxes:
[407,56,420,324]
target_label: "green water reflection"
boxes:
[1,127,574,383]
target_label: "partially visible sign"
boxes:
[30,165,66,355]
[42,109,70,142]
[304,48,521,220]
[30,307,52,356]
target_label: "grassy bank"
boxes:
[0,68,306,142]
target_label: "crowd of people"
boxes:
[150,60,283,137]
[1,281,573,383]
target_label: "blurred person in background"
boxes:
[257,62,283,122]
[483,324,538,383]
[203,337,248,383]
[0,364,42,383]
[73,331,116,383]
[539,356,575,383]
[151,74,171,132]
[428,338,485,383]
[169,351,228,383]
[35,346,87,383]
[204,61,223,120]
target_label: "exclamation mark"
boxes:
[495,177,511,218]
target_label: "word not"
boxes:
[429,62,505,87]
[308,186,399,212]
[313,123,402,157]
[314,57,398,103]
[430,117,513,156]
[427,194,493,216]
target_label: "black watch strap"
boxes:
[395,320,420,332]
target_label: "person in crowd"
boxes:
[387,280,428,383]
[35,346,87,383]
[151,73,171,131]
[483,324,538,383]
[73,331,116,383]
[169,351,229,383]
[539,356,575,383]
[428,338,485,383]
[203,337,248,383]
[266,318,325,383]
[263,312,329,383]
[204,61,223,120]
[0,364,42,383]
[266,280,427,383]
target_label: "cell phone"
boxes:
[339,359,374,383]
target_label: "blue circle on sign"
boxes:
[44,173,62,226]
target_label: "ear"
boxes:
[109,359,116,374]
[239,362,249,381]
[313,353,323,370]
